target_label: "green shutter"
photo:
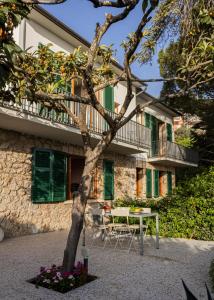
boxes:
[154,169,159,198]
[32,150,52,203]
[167,123,173,142]
[52,152,67,202]
[151,115,158,156]
[144,112,151,128]
[32,150,67,203]
[103,160,114,200]
[145,113,158,155]
[104,86,114,112]
[167,171,172,195]
[146,168,152,198]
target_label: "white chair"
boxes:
[88,208,109,247]
[105,208,136,252]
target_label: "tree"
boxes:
[158,0,214,164]
[1,0,213,272]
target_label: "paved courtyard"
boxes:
[0,230,213,300]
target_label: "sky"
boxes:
[42,0,163,97]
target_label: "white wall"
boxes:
[25,19,75,53]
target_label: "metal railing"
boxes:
[0,99,151,149]
[149,140,199,164]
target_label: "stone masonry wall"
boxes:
[0,128,137,237]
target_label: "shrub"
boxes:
[114,166,214,240]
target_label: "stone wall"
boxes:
[95,152,136,201]
[0,128,83,237]
[0,128,137,237]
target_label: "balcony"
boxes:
[0,99,151,154]
[148,140,199,167]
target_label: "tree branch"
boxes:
[35,91,90,104]
[60,102,79,126]
[88,0,135,8]
[21,0,67,3]
[116,4,156,122]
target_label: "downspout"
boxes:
[19,19,26,50]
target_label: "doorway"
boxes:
[159,171,165,197]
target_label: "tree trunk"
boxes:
[62,154,98,272]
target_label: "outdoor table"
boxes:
[105,211,159,255]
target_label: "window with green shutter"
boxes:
[167,171,172,195]
[104,86,114,112]
[103,160,114,200]
[167,123,173,142]
[52,152,67,202]
[153,169,159,198]
[145,113,158,155]
[151,115,158,156]
[32,150,52,202]
[144,112,151,128]
[32,149,67,203]
[146,168,152,198]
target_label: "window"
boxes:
[145,113,159,155]
[146,168,152,198]
[32,149,67,203]
[167,123,173,142]
[136,168,143,198]
[104,86,114,112]
[144,112,151,128]
[103,160,114,200]
[153,169,159,198]
[90,168,98,199]
[167,171,172,195]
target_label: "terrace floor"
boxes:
[0,230,213,300]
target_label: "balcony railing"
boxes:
[149,140,199,164]
[0,99,151,149]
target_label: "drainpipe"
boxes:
[19,19,26,50]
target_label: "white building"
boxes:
[0,6,198,237]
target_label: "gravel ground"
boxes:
[0,230,213,300]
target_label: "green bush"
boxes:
[114,166,214,240]
[210,259,214,290]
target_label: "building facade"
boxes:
[0,7,198,237]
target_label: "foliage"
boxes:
[158,0,214,95]
[175,125,196,148]
[32,262,88,293]
[158,1,214,165]
[0,0,31,87]
[114,167,214,240]
[210,259,214,291]
[0,42,116,111]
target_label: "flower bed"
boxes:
[28,262,97,293]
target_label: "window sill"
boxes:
[63,200,73,205]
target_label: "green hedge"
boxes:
[114,167,214,241]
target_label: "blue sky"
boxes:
[42,0,163,97]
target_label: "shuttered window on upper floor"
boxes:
[167,123,173,142]
[104,86,114,112]
[32,149,67,203]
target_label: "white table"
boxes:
[129,212,159,255]
[105,212,159,255]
